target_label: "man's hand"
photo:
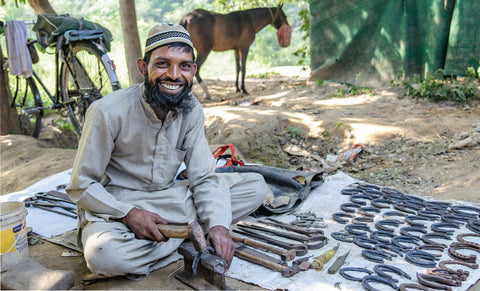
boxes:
[208,226,235,270]
[121,207,168,242]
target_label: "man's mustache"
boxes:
[155,78,188,86]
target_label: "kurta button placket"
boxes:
[153,127,168,181]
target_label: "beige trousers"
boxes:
[81,172,269,277]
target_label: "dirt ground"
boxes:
[1,67,480,289]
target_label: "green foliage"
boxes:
[293,4,309,69]
[316,79,323,87]
[211,0,272,11]
[466,66,477,79]
[287,126,302,138]
[56,118,74,132]
[334,89,346,98]
[2,0,311,92]
[1,0,25,7]
[350,86,372,96]
[392,68,480,103]
[334,73,372,97]
[248,71,279,78]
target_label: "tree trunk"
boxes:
[27,0,56,14]
[0,43,21,135]
[119,0,143,85]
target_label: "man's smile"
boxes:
[158,80,186,94]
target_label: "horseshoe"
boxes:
[448,241,480,263]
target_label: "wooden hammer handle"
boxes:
[156,223,190,239]
[231,234,295,261]
[234,248,287,272]
[156,219,207,253]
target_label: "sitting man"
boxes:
[66,23,269,277]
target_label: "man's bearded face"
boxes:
[144,73,193,113]
[142,45,197,114]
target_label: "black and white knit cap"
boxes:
[145,23,193,54]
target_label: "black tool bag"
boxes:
[216,165,324,216]
[32,14,113,51]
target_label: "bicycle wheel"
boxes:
[60,41,120,135]
[9,76,44,138]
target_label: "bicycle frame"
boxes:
[3,17,120,136]
[12,46,78,113]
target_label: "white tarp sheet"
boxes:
[1,170,479,290]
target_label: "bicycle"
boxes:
[1,16,121,137]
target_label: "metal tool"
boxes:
[25,196,76,211]
[176,241,229,290]
[233,244,300,277]
[237,222,327,248]
[311,243,339,270]
[292,211,326,228]
[232,228,308,256]
[292,255,313,271]
[234,242,287,266]
[263,218,324,235]
[24,196,77,218]
[159,220,229,290]
[29,204,77,218]
[327,250,350,274]
[36,191,74,204]
[231,234,296,261]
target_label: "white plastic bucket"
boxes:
[1,201,28,272]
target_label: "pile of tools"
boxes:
[23,190,77,218]
[231,216,330,277]
[161,218,332,289]
[330,182,480,290]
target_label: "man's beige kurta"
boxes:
[66,84,270,276]
[67,83,233,231]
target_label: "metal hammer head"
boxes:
[187,219,208,253]
[176,241,229,290]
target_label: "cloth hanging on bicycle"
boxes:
[32,14,113,51]
[4,20,33,78]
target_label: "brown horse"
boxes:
[179,4,290,99]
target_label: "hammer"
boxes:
[234,245,300,277]
[156,219,207,252]
[231,234,296,261]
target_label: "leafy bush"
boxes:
[333,73,372,97]
[392,68,480,103]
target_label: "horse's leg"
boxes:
[195,52,211,100]
[234,49,241,93]
[240,48,249,94]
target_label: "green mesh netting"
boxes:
[309,0,480,86]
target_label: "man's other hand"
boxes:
[208,226,235,270]
[121,207,168,242]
